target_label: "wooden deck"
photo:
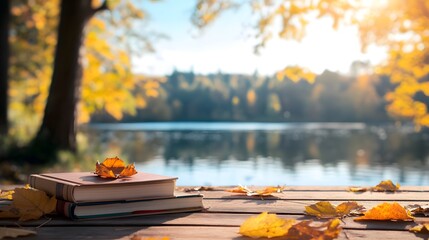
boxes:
[1,186,429,239]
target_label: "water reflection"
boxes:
[82,123,429,186]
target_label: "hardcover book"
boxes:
[56,193,203,220]
[28,172,177,203]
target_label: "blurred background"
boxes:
[0,0,428,186]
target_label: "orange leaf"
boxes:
[371,180,400,192]
[226,185,284,197]
[355,202,414,221]
[95,157,137,178]
[226,185,250,194]
[286,218,342,240]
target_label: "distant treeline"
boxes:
[91,70,396,123]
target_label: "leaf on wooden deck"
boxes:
[348,187,368,192]
[226,185,284,197]
[182,186,215,192]
[409,223,429,234]
[0,187,56,221]
[239,212,296,238]
[406,204,429,217]
[354,202,414,221]
[95,156,137,179]
[305,201,364,218]
[0,190,14,200]
[287,218,342,240]
[0,227,36,239]
[371,180,400,192]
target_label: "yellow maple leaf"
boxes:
[305,201,364,218]
[0,187,56,221]
[371,180,400,192]
[0,190,14,200]
[287,218,342,240]
[239,212,296,238]
[95,156,137,179]
[0,227,37,239]
[409,223,429,233]
[355,202,414,221]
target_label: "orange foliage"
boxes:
[355,202,414,221]
[95,157,137,179]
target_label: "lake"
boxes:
[83,122,429,186]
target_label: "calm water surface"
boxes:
[85,122,429,186]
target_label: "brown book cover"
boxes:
[28,172,177,203]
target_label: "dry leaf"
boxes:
[0,187,56,221]
[348,187,368,192]
[183,186,215,192]
[0,190,14,200]
[226,185,284,197]
[95,156,137,178]
[409,223,429,233]
[406,204,429,217]
[355,202,414,221]
[0,227,37,239]
[371,180,400,192]
[239,212,296,238]
[286,218,342,240]
[305,201,364,218]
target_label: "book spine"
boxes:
[28,175,76,202]
[56,199,78,220]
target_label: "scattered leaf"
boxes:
[226,185,284,197]
[183,186,215,192]
[0,187,56,221]
[95,156,137,179]
[0,227,36,239]
[348,187,368,192]
[355,202,414,221]
[305,201,364,218]
[409,223,429,234]
[406,204,429,217]
[372,180,400,192]
[0,190,14,200]
[239,212,296,238]
[287,218,342,240]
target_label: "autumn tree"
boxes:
[0,0,10,136]
[193,0,429,128]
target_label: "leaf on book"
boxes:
[226,185,284,197]
[239,212,296,238]
[0,187,56,221]
[287,218,342,240]
[305,201,364,218]
[0,227,37,239]
[409,223,429,234]
[406,204,429,217]
[354,202,414,221]
[95,156,137,178]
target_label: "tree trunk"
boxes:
[0,0,10,136]
[35,0,93,151]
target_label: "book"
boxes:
[28,172,177,203]
[56,192,203,220]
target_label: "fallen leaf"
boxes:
[183,186,215,192]
[95,157,137,178]
[348,187,368,192]
[0,227,36,239]
[226,185,284,197]
[0,187,56,221]
[354,202,414,221]
[305,201,364,218]
[406,204,429,217]
[371,180,400,192]
[286,218,342,240]
[0,190,14,200]
[239,212,296,238]
[409,223,429,233]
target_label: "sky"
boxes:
[132,0,387,76]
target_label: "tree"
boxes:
[0,0,10,136]
[193,0,429,128]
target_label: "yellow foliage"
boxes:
[239,212,296,238]
[409,223,429,233]
[305,201,363,218]
[246,89,257,106]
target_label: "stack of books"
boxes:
[28,172,203,220]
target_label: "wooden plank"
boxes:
[199,190,429,201]
[180,186,429,192]
[15,226,424,240]
[0,212,426,231]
